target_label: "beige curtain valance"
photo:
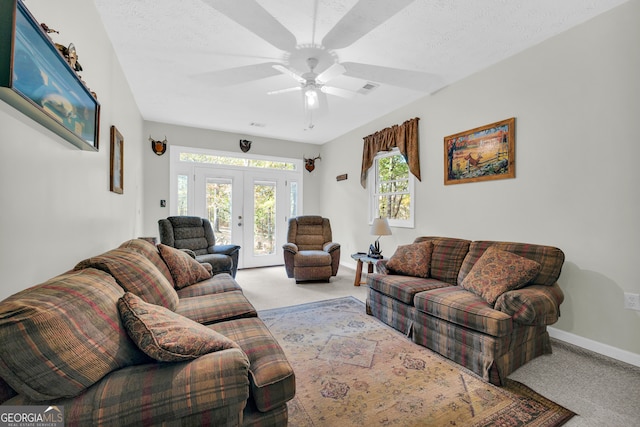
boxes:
[360,117,421,188]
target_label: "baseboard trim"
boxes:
[548,327,640,368]
[340,261,356,271]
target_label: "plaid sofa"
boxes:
[367,236,565,385]
[0,239,294,426]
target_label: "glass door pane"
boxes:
[290,181,298,217]
[206,178,232,245]
[177,174,189,216]
[253,181,276,256]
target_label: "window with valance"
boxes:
[360,117,421,188]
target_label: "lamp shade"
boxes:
[370,217,392,236]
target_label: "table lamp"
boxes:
[369,217,392,258]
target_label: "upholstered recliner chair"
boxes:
[283,216,340,283]
[158,216,241,277]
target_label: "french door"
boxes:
[193,167,297,269]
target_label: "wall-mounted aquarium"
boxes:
[0,0,100,150]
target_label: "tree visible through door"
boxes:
[206,179,232,245]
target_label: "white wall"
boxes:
[320,0,640,357]
[140,121,323,240]
[0,0,144,300]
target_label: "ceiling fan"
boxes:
[200,0,441,123]
[268,57,356,116]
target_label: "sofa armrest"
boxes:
[282,243,297,278]
[209,244,241,256]
[8,348,252,426]
[323,242,340,253]
[283,243,298,254]
[375,259,389,275]
[324,243,341,276]
[494,283,564,326]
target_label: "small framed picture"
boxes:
[444,117,515,185]
[110,126,123,194]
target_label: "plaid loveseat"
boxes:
[0,239,294,426]
[367,236,565,385]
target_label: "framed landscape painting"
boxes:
[444,117,515,185]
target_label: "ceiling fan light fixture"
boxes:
[304,87,319,110]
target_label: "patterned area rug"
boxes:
[259,297,575,427]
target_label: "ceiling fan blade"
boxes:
[321,86,356,99]
[316,63,346,84]
[267,87,301,95]
[342,62,444,92]
[272,64,306,84]
[203,0,297,51]
[321,0,415,50]
[193,62,283,86]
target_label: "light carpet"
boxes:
[258,296,575,427]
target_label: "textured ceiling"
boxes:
[93,0,627,144]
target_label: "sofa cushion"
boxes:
[413,237,470,285]
[176,273,242,298]
[119,239,175,288]
[294,250,332,267]
[210,318,295,413]
[458,241,565,287]
[386,241,432,278]
[460,247,542,305]
[0,269,148,401]
[175,290,257,325]
[414,286,513,337]
[368,274,449,305]
[118,292,238,362]
[75,248,179,311]
[157,244,212,289]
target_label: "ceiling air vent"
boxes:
[357,82,379,95]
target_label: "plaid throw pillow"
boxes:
[386,241,433,278]
[460,246,541,305]
[158,244,212,290]
[118,292,238,362]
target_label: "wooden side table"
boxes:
[351,253,385,286]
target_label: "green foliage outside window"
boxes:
[180,153,295,170]
[177,175,189,216]
[253,183,276,255]
[206,181,232,245]
[375,154,411,220]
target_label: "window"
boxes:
[179,152,296,170]
[370,149,414,228]
[289,181,298,217]
[177,174,189,216]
